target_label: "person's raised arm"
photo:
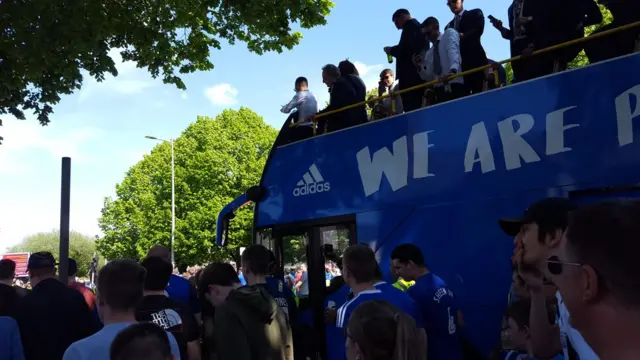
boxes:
[520,268,562,358]
[490,15,513,40]
[281,92,304,114]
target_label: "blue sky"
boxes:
[0,0,512,250]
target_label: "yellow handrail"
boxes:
[291,20,640,129]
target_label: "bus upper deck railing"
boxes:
[289,20,640,133]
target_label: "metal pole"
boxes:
[59,157,71,285]
[170,139,175,267]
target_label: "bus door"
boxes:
[259,221,356,360]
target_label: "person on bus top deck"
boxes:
[498,197,596,360]
[336,245,424,355]
[390,243,464,360]
[545,200,640,360]
[147,245,201,321]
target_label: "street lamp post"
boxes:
[145,135,176,266]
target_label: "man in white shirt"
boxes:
[280,76,318,143]
[373,69,403,119]
[412,17,465,104]
[548,201,640,360]
[499,198,599,360]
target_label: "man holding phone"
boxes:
[488,0,535,82]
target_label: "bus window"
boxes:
[256,228,274,250]
[281,233,309,298]
[318,225,353,287]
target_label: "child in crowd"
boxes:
[501,298,564,360]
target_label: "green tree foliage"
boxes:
[504,63,514,85]
[365,88,379,118]
[568,4,614,69]
[8,230,98,277]
[97,108,278,266]
[0,0,334,141]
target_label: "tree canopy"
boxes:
[8,230,98,276]
[97,108,278,266]
[0,0,334,139]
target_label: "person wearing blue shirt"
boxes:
[336,244,424,359]
[63,259,181,360]
[324,282,351,360]
[0,316,25,360]
[147,245,201,320]
[391,243,464,360]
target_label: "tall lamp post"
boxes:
[145,135,176,266]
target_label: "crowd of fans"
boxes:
[0,198,639,360]
[278,0,640,144]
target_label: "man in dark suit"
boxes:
[317,64,367,134]
[384,9,428,112]
[585,0,639,64]
[523,0,601,78]
[445,0,488,95]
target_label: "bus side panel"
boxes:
[354,205,415,275]
[366,188,571,355]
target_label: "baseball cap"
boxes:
[27,252,57,271]
[498,198,577,237]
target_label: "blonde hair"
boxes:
[347,300,427,360]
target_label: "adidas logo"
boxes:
[293,164,331,197]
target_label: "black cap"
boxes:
[27,252,57,271]
[499,198,577,237]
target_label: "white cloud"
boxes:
[77,48,156,102]
[0,117,102,175]
[204,83,239,106]
[0,117,104,250]
[353,61,385,91]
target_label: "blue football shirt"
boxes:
[336,287,425,360]
[263,277,298,326]
[324,284,351,360]
[407,273,463,360]
[166,275,201,315]
[374,282,424,328]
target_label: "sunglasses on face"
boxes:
[546,255,582,275]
